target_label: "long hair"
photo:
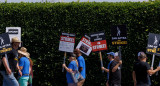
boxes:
[73,57,78,67]
[29,58,33,66]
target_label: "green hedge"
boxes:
[0,2,160,86]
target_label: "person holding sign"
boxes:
[101,52,115,86]
[62,53,78,86]
[74,49,86,86]
[108,52,122,86]
[133,52,152,86]
[132,52,160,86]
[0,37,21,86]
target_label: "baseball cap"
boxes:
[107,52,115,56]
[114,52,119,57]
[138,52,147,58]
[138,52,141,57]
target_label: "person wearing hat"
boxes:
[18,47,30,86]
[101,52,115,86]
[103,52,122,86]
[74,49,86,86]
[62,53,78,86]
[132,52,160,86]
[108,52,122,86]
[0,37,21,86]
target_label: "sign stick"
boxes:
[118,46,122,68]
[150,54,156,76]
[5,53,10,68]
[118,46,122,60]
[99,51,104,73]
[151,54,155,68]
[62,52,67,72]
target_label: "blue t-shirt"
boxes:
[66,61,78,83]
[107,60,113,80]
[19,57,30,77]
[77,56,86,79]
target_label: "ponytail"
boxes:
[73,58,78,67]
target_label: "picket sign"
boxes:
[146,33,160,70]
[76,35,92,56]
[90,31,107,73]
[111,25,127,68]
[0,33,12,73]
[6,27,21,47]
[59,33,75,72]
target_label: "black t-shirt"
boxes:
[109,60,121,85]
[0,48,18,72]
[133,61,150,85]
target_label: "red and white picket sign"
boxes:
[59,33,75,53]
[76,35,92,56]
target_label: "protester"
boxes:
[62,53,78,86]
[101,52,115,86]
[132,52,151,86]
[18,47,30,86]
[74,49,86,86]
[0,37,21,86]
[28,54,33,86]
[132,52,160,86]
[108,52,122,86]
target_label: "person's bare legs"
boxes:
[77,79,85,86]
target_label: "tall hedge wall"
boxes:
[0,2,160,86]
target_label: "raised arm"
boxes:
[62,64,73,73]
[112,60,122,72]
[101,67,109,72]
[147,67,160,75]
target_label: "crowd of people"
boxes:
[0,37,33,86]
[62,49,160,86]
[1,37,160,86]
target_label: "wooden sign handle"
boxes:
[99,51,104,73]
[62,52,66,72]
[119,46,122,60]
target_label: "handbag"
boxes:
[70,70,84,83]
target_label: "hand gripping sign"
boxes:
[59,33,75,72]
[90,31,108,72]
[111,25,127,60]
[146,33,160,68]
[0,33,12,68]
[76,35,92,56]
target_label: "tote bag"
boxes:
[70,70,84,83]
